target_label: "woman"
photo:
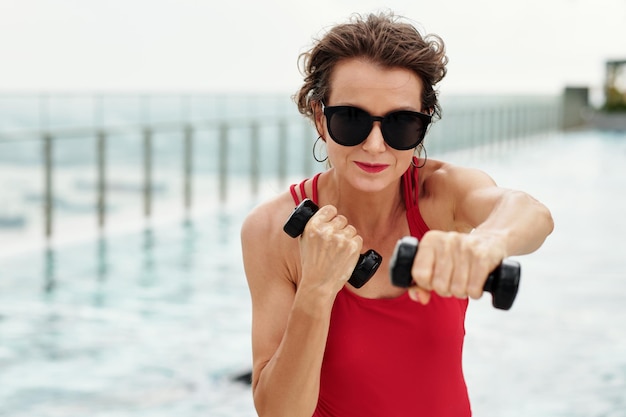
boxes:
[241,12,553,417]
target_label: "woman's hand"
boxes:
[298,204,364,295]
[407,230,508,304]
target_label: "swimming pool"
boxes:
[1,130,625,416]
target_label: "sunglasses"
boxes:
[322,103,432,151]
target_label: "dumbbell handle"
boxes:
[284,199,382,289]
[389,236,521,310]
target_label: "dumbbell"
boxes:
[283,199,382,289]
[389,236,521,310]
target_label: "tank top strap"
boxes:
[289,172,322,206]
[311,172,320,205]
[402,157,420,209]
[289,184,300,205]
[403,157,430,240]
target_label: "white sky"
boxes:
[0,0,625,95]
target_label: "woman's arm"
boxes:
[453,165,553,253]
[241,197,362,417]
[409,164,554,302]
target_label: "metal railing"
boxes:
[0,93,563,239]
[0,117,316,238]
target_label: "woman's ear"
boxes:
[312,100,325,138]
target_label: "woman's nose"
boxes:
[362,121,386,152]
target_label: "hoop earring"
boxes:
[313,136,328,163]
[412,144,427,169]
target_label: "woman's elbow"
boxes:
[533,196,554,239]
[522,192,554,248]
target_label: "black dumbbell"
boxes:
[283,199,382,289]
[389,236,521,310]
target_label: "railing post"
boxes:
[250,121,260,196]
[278,120,287,188]
[183,125,193,213]
[143,128,152,218]
[219,123,228,202]
[96,130,107,228]
[43,133,53,238]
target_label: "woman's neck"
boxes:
[320,170,406,238]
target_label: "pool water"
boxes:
[1,130,626,417]
[0,204,257,417]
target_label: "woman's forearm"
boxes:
[253,287,335,417]
[474,190,554,257]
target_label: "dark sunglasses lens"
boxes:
[328,107,372,146]
[383,112,428,150]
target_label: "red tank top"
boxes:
[290,161,471,417]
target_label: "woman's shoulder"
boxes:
[421,158,495,191]
[418,159,497,231]
[241,191,302,286]
[240,191,303,261]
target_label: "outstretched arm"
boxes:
[409,165,553,303]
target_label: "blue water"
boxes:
[1,123,626,415]
[0,202,257,417]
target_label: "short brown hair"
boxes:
[295,12,448,121]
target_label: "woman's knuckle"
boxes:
[432,277,448,294]
[468,285,483,299]
[450,281,466,297]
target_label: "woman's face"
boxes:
[315,58,425,193]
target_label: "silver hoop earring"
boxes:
[412,144,427,169]
[313,136,328,163]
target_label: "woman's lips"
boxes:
[354,161,389,173]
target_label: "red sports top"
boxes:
[289,161,471,417]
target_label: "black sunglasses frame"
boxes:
[321,103,432,151]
